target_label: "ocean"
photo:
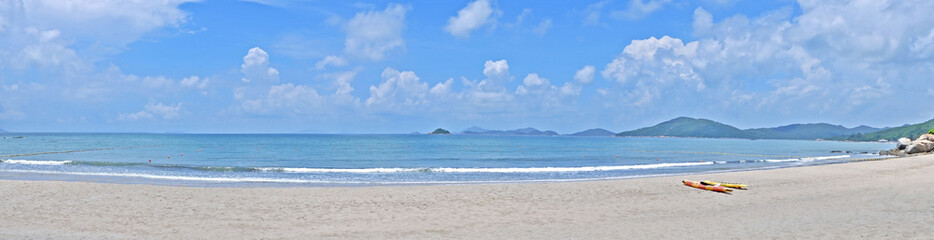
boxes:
[0,133,892,186]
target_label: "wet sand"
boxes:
[2,155,933,239]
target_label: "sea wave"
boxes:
[1,154,854,175]
[1,159,73,165]
[258,161,715,174]
[0,169,321,183]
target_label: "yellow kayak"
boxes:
[683,180,732,193]
[701,180,748,189]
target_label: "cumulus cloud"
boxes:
[515,73,581,115]
[601,35,703,95]
[240,47,279,83]
[599,1,934,126]
[118,102,182,121]
[445,0,496,37]
[344,4,408,60]
[238,83,324,116]
[366,68,429,112]
[574,65,595,84]
[482,59,509,80]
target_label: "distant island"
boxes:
[569,128,615,137]
[461,126,558,136]
[429,128,451,135]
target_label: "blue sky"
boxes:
[1,0,933,133]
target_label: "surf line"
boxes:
[0,145,160,158]
[629,149,801,159]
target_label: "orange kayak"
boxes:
[683,180,732,193]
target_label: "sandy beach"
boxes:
[2,155,933,239]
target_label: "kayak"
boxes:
[701,180,748,189]
[683,180,732,193]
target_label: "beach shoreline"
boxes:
[2,154,933,239]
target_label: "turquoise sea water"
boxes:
[0,133,892,186]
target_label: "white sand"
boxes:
[2,155,934,239]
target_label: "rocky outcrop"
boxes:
[897,138,912,150]
[883,134,934,156]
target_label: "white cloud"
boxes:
[598,1,934,126]
[238,83,325,115]
[574,65,595,84]
[240,47,279,83]
[532,19,552,36]
[20,0,196,46]
[314,55,347,70]
[583,1,610,25]
[611,0,673,20]
[323,70,358,95]
[430,78,455,96]
[366,68,429,112]
[475,59,511,92]
[179,76,209,89]
[515,73,580,114]
[0,0,196,76]
[482,59,509,79]
[522,73,547,87]
[118,102,182,121]
[445,0,495,37]
[602,36,702,92]
[344,4,408,60]
[692,7,713,36]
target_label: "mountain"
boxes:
[569,128,615,136]
[615,117,884,140]
[745,123,881,140]
[461,127,559,136]
[616,117,752,138]
[0,128,6,133]
[835,118,934,141]
[460,126,490,134]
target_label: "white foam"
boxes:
[2,159,72,165]
[800,155,850,162]
[260,167,417,173]
[761,155,850,163]
[0,169,321,183]
[764,158,799,163]
[260,162,714,174]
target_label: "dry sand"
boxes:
[2,155,934,239]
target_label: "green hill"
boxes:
[616,117,752,138]
[835,118,934,141]
[745,123,880,140]
[569,128,615,136]
[429,128,451,135]
[616,117,887,140]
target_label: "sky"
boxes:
[1,0,933,134]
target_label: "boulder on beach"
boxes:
[906,139,934,154]
[917,134,934,142]
[882,134,934,155]
[897,137,912,150]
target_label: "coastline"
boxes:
[2,154,933,239]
